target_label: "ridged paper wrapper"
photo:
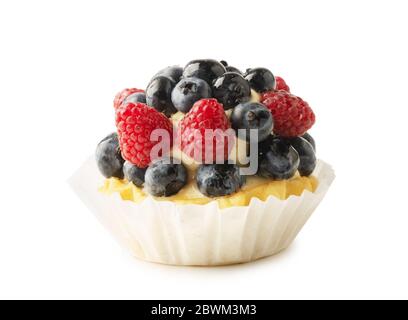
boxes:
[69,157,335,266]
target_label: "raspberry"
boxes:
[114,88,144,109]
[116,102,173,168]
[275,76,290,92]
[178,98,234,163]
[261,91,315,137]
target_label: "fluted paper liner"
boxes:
[69,158,335,266]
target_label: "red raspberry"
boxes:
[178,99,234,163]
[114,88,144,109]
[275,76,290,92]
[116,102,173,168]
[261,91,315,137]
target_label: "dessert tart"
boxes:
[70,59,335,266]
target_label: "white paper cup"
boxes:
[69,158,335,266]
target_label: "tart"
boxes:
[70,59,335,266]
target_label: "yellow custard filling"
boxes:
[100,173,318,209]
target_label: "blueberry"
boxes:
[286,137,316,176]
[95,133,124,179]
[123,161,146,187]
[220,60,228,67]
[124,91,146,104]
[197,164,245,197]
[244,68,276,93]
[153,65,183,83]
[257,136,299,180]
[226,66,243,75]
[146,76,177,117]
[302,132,316,152]
[183,59,226,85]
[171,77,212,113]
[212,72,251,110]
[220,60,243,74]
[145,159,188,197]
[231,102,273,142]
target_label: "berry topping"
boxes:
[257,136,299,180]
[116,102,173,168]
[124,91,146,104]
[230,102,273,142]
[183,59,226,85]
[171,77,212,113]
[95,133,125,179]
[105,59,319,196]
[261,91,315,137]
[196,164,245,197]
[275,76,290,92]
[178,98,234,163]
[244,68,276,93]
[146,76,177,117]
[285,137,316,176]
[114,88,144,109]
[123,161,146,187]
[153,65,183,83]
[302,132,316,151]
[145,159,187,197]
[212,72,251,110]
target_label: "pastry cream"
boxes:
[100,173,318,209]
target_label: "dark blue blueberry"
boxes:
[153,65,183,83]
[286,137,316,176]
[183,59,226,85]
[231,102,273,142]
[226,66,244,75]
[146,76,177,117]
[95,133,124,179]
[123,161,146,187]
[145,159,188,197]
[257,136,299,180]
[302,132,316,152]
[124,91,146,104]
[220,60,243,74]
[220,60,228,67]
[196,164,245,197]
[244,68,276,93]
[212,72,251,110]
[171,77,212,113]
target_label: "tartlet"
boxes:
[70,59,334,266]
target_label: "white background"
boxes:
[0,0,407,300]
